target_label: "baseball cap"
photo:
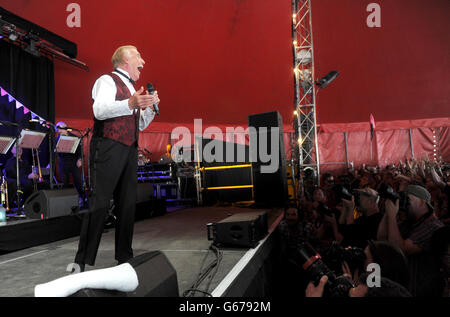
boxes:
[405,185,434,211]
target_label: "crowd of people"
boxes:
[277,157,450,297]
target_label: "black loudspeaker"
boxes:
[248,111,288,207]
[201,138,253,204]
[207,212,268,248]
[71,251,179,297]
[24,189,79,220]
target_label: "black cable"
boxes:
[183,243,222,297]
[182,289,212,297]
[203,245,223,296]
[182,246,213,297]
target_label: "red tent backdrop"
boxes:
[0,0,449,171]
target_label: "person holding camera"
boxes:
[377,184,444,296]
[277,206,318,297]
[305,273,412,297]
[339,188,383,249]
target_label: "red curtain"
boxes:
[57,117,449,175]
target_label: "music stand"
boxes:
[18,129,47,150]
[56,135,81,154]
[16,130,46,213]
[0,136,16,154]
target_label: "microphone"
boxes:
[57,126,73,132]
[30,119,57,130]
[0,120,18,127]
[146,83,159,116]
[30,119,49,128]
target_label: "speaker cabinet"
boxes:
[207,211,268,248]
[127,251,179,297]
[248,111,288,207]
[70,251,179,297]
[201,138,253,204]
[24,189,79,220]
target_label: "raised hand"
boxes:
[128,87,160,110]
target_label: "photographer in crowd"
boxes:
[338,187,383,249]
[377,184,444,296]
[305,273,412,297]
[277,206,317,296]
[282,157,448,297]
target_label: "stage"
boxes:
[0,205,283,297]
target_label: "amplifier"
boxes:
[207,211,268,248]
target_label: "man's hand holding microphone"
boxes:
[128,86,160,113]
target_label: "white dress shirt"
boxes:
[92,68,155,131]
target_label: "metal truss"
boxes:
[292,0,321,185]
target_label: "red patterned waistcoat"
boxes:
[93,73,140,146]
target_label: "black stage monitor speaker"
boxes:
[248,111,288,207]
[24,189,79,220]
[70,251,179,297]
[207,211,268,248]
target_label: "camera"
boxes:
[333,185,363,207]
[316,202,334,217]
[378,183,410,211]
[334,184,353,201]
[293,242,356,297]
[323,241,367,276]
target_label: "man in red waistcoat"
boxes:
[74,45,160,271]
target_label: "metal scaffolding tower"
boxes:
[291,0,321,185]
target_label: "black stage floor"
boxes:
[0,206,282,297]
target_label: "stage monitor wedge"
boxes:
[207,211,268,248]
[24,189,79,220]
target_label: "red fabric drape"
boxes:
[57,117,449,175]
[376,129,412,167]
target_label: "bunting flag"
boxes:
[369,113,376,141]
[0,86,46,122]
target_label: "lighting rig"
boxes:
[0,6,88,71]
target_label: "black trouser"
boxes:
[75,138,138,266]
[59,160,84,197]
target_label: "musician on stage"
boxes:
[4,146,39,206]
[74,45,160,272]
[55,121,86,207]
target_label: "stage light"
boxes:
[294,110,298,116]
[8,30,18,41]
[293,40,298,46]
[299,69,312,81]
[316,71,339,89]
[296,49,312,65]
[23,33,40,57]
